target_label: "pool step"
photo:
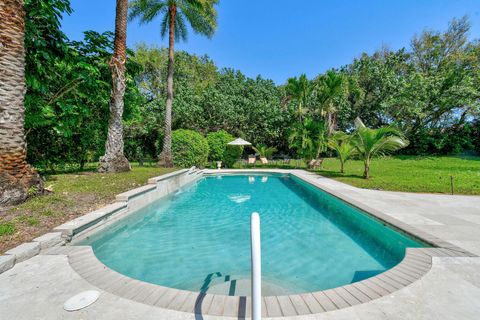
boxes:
[206,277,291,296]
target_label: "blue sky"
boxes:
[61,0,480,84]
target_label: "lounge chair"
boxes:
[260,157,268,165]
[308,159,323,170]
[248,155,256,165]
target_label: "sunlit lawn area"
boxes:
[247,155,480,195]
[0,164,176,253]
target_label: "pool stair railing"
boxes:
[251,212,261,320]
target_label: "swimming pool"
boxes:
[81,173,425,296]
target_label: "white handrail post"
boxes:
[251,212,261,320]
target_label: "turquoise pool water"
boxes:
[82,173,424,295]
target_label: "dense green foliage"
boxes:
[223,146,244,168]
[288,119,328,160]
[24,0,142,171]
[171,130,209,167]
[22,1,480,173]
[206,131,233,162]
[205,130,242,167]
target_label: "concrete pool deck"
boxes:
[1,169,480,319]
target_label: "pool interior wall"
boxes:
[80,173,426,296]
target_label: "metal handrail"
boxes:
[250,212,261,320]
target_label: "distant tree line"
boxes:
[23,1,480,172]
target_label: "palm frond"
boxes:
[178,0,217,38]
[160,13,169,38]
[175,13,188,41]
[252,144,277,158]
[129,0,167,24]
[129,0,218,42]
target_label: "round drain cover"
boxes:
[64,290,100,311]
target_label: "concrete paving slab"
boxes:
[33,232,65,249]
[0,255,15,274]
[5,242,40,263]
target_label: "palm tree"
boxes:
[353,118,408,179]
[129,0,218,167]
[316,70,345,135]
[285,74,312,121]
[327,131,356,173]
[99,0,131,173]
[252,144,277,159]
[0,0,43,206]
[288,118,327,161]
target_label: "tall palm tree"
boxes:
[285,74,312,122]
[353,118,408,179]
[99,0,131,173]
[129,0,218,167]
[316,70,345,135]
[0,0,42,206]
[327,131,356,173]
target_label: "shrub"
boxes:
[172,129,209,168]
[207,130,234,161]
[206,130,243,167]
[224,145,243,167]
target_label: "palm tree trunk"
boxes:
[98,0,130,173]
[363,159,370,179]
[327,112,336,136]
[159,5,176,168]
[0,0,43,207]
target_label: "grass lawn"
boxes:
[244,155,480,195]
[0,164,176,253]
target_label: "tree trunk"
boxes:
[0,0,43,207]
[340,160,344,173]
[363,160,370,179]
[98,0,130,173]
[159,4,176,168]
[327,111,336,136]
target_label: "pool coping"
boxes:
[9,168,479,318]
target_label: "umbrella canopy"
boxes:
[227,138,252,146]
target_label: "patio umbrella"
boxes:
[227,138,252,146]
[227,138,252,168]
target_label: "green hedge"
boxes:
[172,129,209,168]
[207,130,233,161]
[224,145,243,167]
[206,130,242,167]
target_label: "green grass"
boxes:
[239,155,480,195]
[1,164,176,253]
[0,223,16,236]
